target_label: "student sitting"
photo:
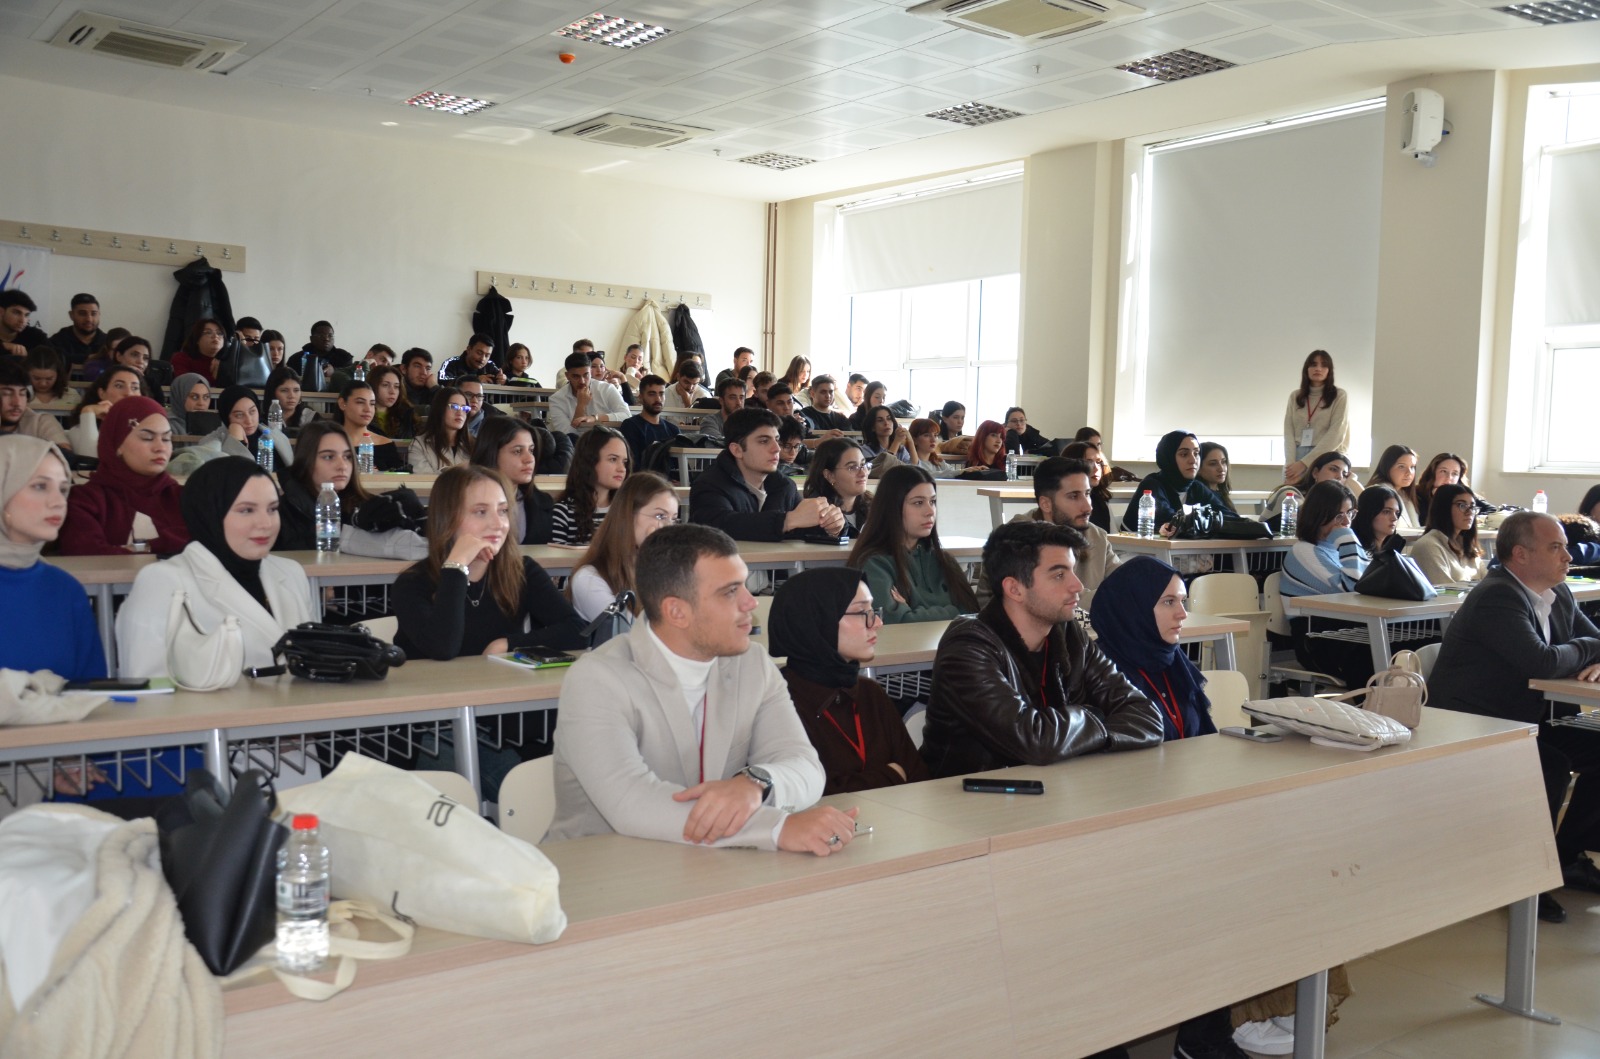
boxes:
[391,465,585,661]
[776,417,809,477]
[568,471,678,623]
[25,345,71,405]
[1261,451,1354,532]
[617,374,680,466]
[59,396,188,556]
[505,343,540,387]
[1581,484,1600,524]
[165,373,212,437]
[116,457,315,678]
[1119,430,1236,534]
[860,405,912,466]
[848,464,977,623]
[1002,406,1056,456]
[800,375,853,432]
[273,421,426,557]
[109,335,163,406]
[1352,485,1406,557]
[0,437,105,680]
[551,426,630,546]
[778,355,812,407]
[1198,441,1234,512]
[1012,457,1121,611]
[932,400,966,441]
[665,357,712,409]
[168,318,227,383]
[846,381,886,431]
[1407,482,1482,585]
[920,521,1163,778]
[769,567,930,794]
[1090,558,1215,740]
[964,419,1007,476]
[1280,480,1373,688]
[689,408,843,542]
[367,365,416,440]
[899,417,959,478]
[334,380,403,471]
[64,365,145,454]
[1060,440,1114,531]
[473,417,555,545]
[0,358,69,451]
[547,351,630,436]
[408,387,473,474]
[265,366,321,437]
[804,438,872,537]
[1365,444,1421,529]
[194,385,295,467]
[695,376,748,441]
[547,524,852,853]
[1416,451,1471,525]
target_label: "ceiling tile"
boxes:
[468,0,577,23]
[552,73,645,101]
[1321,0,1459,13]
[871,115,951,139]
[719,52,833,84]
[868,84,961,114]
[831,7,950,47]
[1049,28,1171,66]
[1389,9,1529,32]
[1228,0,1358,20]
[810,98,900,128]
[817,127,905,150]
[778,139,856,160]
[744,84,845,113]
[922,68,1029,101]
[392,39,483,70]
[1199,25,1321,62]
[777,0,890,29]
[911,28,1027,64]
[1295,17,1413,41]
[628,85,730,114]
[1138,5,1265,41]
[182,2,309,39]
[703,8,811,48]
[787,67,902,100]
[761,114,851,140]
[691,99,795,127]
[646,32,752,66]
[847,49,964,84]
[257,39,362,71]
[298,21,394,52]
[982,51,1091,82]
[987,83,1089,113]
[1052,68,1157,100]
[773,29,892,68]
[607,55,705,86]
[670,68,773,100]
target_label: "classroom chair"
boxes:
[498,757,556,845]
[1262,572,1346,695]
[415,770,477,810]
[1188,572,1268,697]
[1198,670,1251,730]
[903,705,927,749]
[363,616,399,644]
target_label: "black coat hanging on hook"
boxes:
[162,257,235,361]
[473,285,514,368]
[669,301,703,360]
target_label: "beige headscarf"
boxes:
[0,436,70,569]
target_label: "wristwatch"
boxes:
[738,765,773,803]
[442,561,471,576]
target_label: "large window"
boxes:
[1507,84,1600,473]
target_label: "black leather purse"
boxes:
[267,622,407,682]
[1353,551,1438,601]
[158,768,285,976]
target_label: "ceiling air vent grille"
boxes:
[50,11,242,71]
[906,0,1143,42]
[1117,49,1235,83]
[739,153,816,171]
[1496,1,1600,25]
[927,101,1024,126]
[556,113,711,149]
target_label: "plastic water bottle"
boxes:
[266,399,284,435]
[315,482,341,553]
[276,813,330,973]
[358,432,375,475]
[1532,490,1548,514]
[1005,449,1017,480]
[257,433,275,473]
[1137,490,1156,537]
[353,362,367,383]
[1281,491,1299,539]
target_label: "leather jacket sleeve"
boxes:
[1069,628,1166,752]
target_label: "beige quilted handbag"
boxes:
[1328,655,1428,729]
[1242,696,1413,751]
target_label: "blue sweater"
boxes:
[0,562,107,680]
[1281,527,1367,597]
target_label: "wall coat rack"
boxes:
[2,219,247,272]
[476,270,711,311]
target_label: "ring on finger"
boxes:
[827,833,841,846]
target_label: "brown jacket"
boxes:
[921,599,1163,779]
[783,669,930,795]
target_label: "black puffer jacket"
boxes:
[688,449,800,542]
[921,599,1163,779]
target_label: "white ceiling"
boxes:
[2,0,1598,199]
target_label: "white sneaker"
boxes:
[1232,1017,1295,1056]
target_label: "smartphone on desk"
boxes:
[1220,726,1282,743]
[512,650,576,669]
[64,678,151,692]
[963,777,1045,795]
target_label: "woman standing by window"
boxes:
[1366,445,1420,529]
[568,471,678,622]
[551,426,629,546]
[408,387,473,474]
[848,464,976,624]
[1408,482,1483,585]
[1282,350,1349,485]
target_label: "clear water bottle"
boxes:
[257,434,275,473]
[1137,490,1156,537]
[358,432,375,475]
[276,813,330,974]
[1005,450,1017,480]
[315,482,341,553]
[1532,489,1548,514]
[266,399,284,435]
[1281,490,1299,539]
[353,362,366,383]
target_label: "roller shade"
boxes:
[840,179,1022,294]
[1545,146,1600,328]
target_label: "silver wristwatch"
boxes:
[738,765,773,803]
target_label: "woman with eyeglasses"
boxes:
[552,425,630,546]
[768,567,929,795]
[169,318,228,384]
[1366,444,1421,530]
[1280,480,1374,687]
[1415,451,1471,526]
[1352,484,1406,557]
[1260,451,1355,534]
[848,464,977,625]
[335,379,405,471]
[408,386,473,474]
[805,437,872,537]
[567,471,678,623]
[1407,482,1483,585]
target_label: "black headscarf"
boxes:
[768,567,868,689]
[181,456,276,610]
[1154,430,1198,494]
[217,384,264,457]
[1089,556,1212,741]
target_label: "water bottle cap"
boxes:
[1143,489,1152,495]
[291,814,318,830]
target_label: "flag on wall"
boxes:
[0,242,53,327]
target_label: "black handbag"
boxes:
[1353,550,1438,601]
[158,768,285,976]
[1215,516,1273,540]
[268,622,407,682]
[216,335,273,388]
[582,589,636,647]
[1170,505,1224,539]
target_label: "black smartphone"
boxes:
[963,777,1045,795]
[512,650,576,669]
[64,678,151,691]
[1220,726,1282,743]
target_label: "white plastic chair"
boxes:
[1188,573,1259,615]
[363,616,399,644]
[1412,642,1440,680]
[903,706,927,749]
[498,757,556,845]
[1199,669,1251,730]
[1262,572,1346,694]
[414,770,477,809]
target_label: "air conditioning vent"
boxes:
[907,0,1142,41]
[51,11,242,70]
[554,113,711,149]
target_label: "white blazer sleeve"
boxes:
[65,412,99,456]
[115,563,180,679]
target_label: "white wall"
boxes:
[2,74,767,387]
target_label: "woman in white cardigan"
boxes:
[1406,481,1483,585]
[1281,349,1350,485]
[116,456,314,679]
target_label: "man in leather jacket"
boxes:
[921,521,1162,778]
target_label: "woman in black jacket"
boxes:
[472,416,555,545]
[274,421,426,554]
[1119,429,1236,534]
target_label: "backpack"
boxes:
[888,398,920,419]
[642,433,722,483]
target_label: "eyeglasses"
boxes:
[1331,510,1353,524]
[447,403,471,413]
[842,607,883,628]
[1451,500,1476,513]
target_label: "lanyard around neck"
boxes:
[821,695,866,767]
[1138,668,1184,738]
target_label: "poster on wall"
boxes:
[0,242,53,329]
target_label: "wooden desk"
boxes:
[1531,676,1600,713]
[220,708,1556,1058]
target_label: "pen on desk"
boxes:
[854,823,872,835]
[109,695,137,703]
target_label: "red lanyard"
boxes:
[697,693,707,784]
[821,696,866,766]
[1039,638,1050,704]
[1138,668,1185,738]
[1305,394,1323,427]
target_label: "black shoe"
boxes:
[1562,855,1600,894]
[1539,892,1568,924]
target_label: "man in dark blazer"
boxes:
[1432,511,1600,922]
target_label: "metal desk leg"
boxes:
[452,707,482,803]
[1368,618,1393,674]
[94,585,117,673]
[307,576,325,621]
[203,729,231,793]
[1474,896,1561,1023]
[988,494,1004,529]
[1215,633,1237,671]
[1292,969,1328,1059]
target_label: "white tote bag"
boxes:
[277,754,566,944]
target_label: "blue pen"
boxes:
[109,695,138,703]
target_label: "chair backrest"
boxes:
[363,615,400,644]
[498,756,556,845]
[904,706,927,749]
[1188,572,1260,615]
[1413,642,1441,680]
[414,770,477,809]
[1199,669,1251,730]
[1263,571,1292,637]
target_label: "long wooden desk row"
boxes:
[218,708,1560,1059]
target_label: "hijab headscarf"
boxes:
[768,567,868,689]
[217,385,264,458]
[181,456,276,609]
[1154,430,1198,494]
[0,436,69,569]
[96,396,170,485]
[1089,556,1212,741]
[166,373,206,435]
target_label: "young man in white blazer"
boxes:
[547,524,858,854]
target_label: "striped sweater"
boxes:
[1280,526,1367,597]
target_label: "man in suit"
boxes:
[547,523,858,854]
[1432,511,1600,922]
